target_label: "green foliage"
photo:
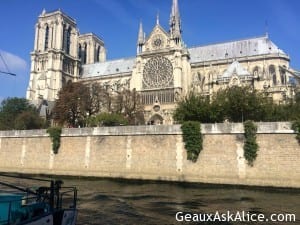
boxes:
[15,111,46,130]
[52,82,144,127]
[52,82,90,127]
[88,113,128,127]
[0,97,45,130]
[181,121,203,162]
[243,120,258,166]
[174,86,300,123]
[174,92,211,123]
[47,127,62,154]
[291,120,300,144]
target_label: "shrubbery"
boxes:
[181,121,203,162]
[0,97,46,130]
[47,127,62,154]
[87,113,128,127]
[243,120,258,166]
[292,119,300,144]
[174,87,300,123]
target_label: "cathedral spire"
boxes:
[137,20,144,45]
[137,20,144,54]
[169,0,182,43]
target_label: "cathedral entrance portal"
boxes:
[148,114,163,125]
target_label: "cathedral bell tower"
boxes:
[26,9,80,106]
[131,0,190,125]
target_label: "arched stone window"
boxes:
[269,65,276,85]
[280,67,286,85]
[83,42,87,64]
[66,27,71,54]
[78,44,82,59]
[44,25,49,50]
[253,66,259,77]
[96,46,100,62]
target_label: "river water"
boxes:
[1,176,300,225]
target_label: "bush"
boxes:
[243,120,258,166]
[15,111,46,130]
[181,121,203,162]
[47,127,62,154]
[90,113,128,127]
[0,97,45,130]
[292,120,300,144]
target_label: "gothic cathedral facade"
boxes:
[27,0,299,124]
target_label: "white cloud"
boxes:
[0,49,28,74]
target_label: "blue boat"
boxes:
[0,174,77,225]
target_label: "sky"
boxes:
[0,0,299,102]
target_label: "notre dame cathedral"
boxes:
[26,0,299,125]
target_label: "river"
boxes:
[1,176,300,225]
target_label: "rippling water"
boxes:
[1,176,300,225]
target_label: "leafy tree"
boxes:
[15,111,45,130]
[52,81,144,127]
[0,97,44,130]
[174,86,300,123]
[173,92,211,123]
[52,82,90,127]
[114,89,145,125]
[214,86,269,122]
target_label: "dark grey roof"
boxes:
[188,35,286,63]
[81,57,135,78]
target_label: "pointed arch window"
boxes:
[83,42,87,64]
[44,25,49,50]
[78,44,82,59]
[96,46,101,62]
[280,68,286,85]
[269,65,276,85]
[66,27,71,54]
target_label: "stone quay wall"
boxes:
[0,122,299,188]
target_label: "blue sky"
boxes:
[0,0,299,102]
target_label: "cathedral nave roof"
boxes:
[188,35,286,63]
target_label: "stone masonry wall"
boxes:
[0,122,299,188]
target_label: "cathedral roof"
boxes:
[81,57,135,78]
[81,35,287,78]
[188,35,287,63]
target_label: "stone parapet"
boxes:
[0,122,295,138]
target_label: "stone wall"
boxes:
[0,122,299,188]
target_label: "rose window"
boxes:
[142,56,173,89]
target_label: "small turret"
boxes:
[169,0,182,45]
[137,21,145,54]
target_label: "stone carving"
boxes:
[143,56,173,89]
[151,34,165,49]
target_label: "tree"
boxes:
[114,89,144,125]
[52,81,145,127]
[213,86,269,122]
[0,97,44,130]
[173,86,300,123]
[52,82,90,127]
[173,92,211,123]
